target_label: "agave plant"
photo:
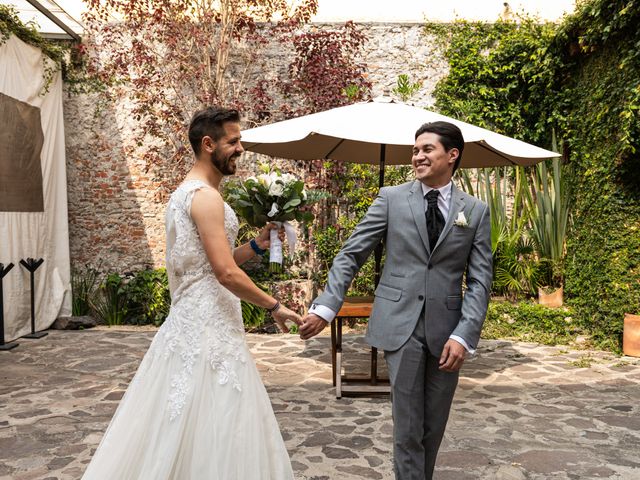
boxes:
[524,133,570,288]
[458,166,541,298]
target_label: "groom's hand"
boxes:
[439,339,466,372]
[299,313,328,340]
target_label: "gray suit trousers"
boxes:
[384,314,459,480]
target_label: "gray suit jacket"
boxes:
[314,180,493,355]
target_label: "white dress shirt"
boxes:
[309,181,473,353]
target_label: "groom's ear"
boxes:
[201,135,216,154]
[448,148,459,166]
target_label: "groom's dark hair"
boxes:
[415,121,464,173]
[188,107,241,155]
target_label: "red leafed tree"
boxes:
[280,21,371,196]
[82,0,318,192]
[284,21,370,116]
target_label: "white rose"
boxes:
[267,202,279,217]
[246,176,258,183]
[269,181,285,197]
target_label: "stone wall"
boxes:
[63,23,448,274]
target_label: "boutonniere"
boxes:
[454,204,475,228]
[454,211,468,227]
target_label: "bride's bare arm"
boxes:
[191,188,300,330]
[233,241,260,266]
[232,224,278,266]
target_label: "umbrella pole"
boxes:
[371,144,386,386]
[374,144,386,287]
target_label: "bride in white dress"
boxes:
[82,107,302,480]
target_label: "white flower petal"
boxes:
[267,203,279,217]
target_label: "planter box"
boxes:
[623,313,640,357]
[538,286,563,308]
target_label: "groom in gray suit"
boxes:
[299,121,493,479]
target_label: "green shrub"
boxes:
[241,299,267,330]
[71,266,100,316]
[91,273,129,326]
[125,268,171,326]
[482,301,581,346]
[427,1,640,350]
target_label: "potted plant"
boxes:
[538,284,563,308]
[623,313,640,357]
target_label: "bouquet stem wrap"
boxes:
[269,221,297,273]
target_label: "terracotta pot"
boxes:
[538,286,563,308]
[623,313,640,357]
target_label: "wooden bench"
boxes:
[330,296,390,398]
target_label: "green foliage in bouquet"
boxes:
[226,166,326,227]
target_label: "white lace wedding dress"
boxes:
[82,179,294,480]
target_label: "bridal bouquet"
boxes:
[226,167,324,272]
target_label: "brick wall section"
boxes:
[64,23,447,274]
[64,92,168,273]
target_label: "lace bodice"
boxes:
[165,179,239,298]
[146,179,247,421]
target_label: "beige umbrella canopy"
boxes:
[241,97,560,173]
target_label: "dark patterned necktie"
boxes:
[425,190,445,251]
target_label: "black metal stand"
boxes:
[0,263,19,350]
[19,258,47,339]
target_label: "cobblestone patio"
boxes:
[1,328,640,479]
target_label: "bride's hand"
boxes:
[255,223,285,250]
[271,304,302,333]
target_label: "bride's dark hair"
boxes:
[188,107,240,155]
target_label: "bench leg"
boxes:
[371,346,378,385]
[336,349,342,399]
[331,320,337,387]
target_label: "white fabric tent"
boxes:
[0,34,71,342]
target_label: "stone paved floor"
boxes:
[1,329,640,480]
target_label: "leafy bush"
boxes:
[482,301,581,346]
[91,273,129,326]
[241,300,267,330]
[428,1,640,349]
[125,269,171,326]
[493,231,542,299]
[71,266,100,316]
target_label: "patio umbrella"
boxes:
[241,96,560,187]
